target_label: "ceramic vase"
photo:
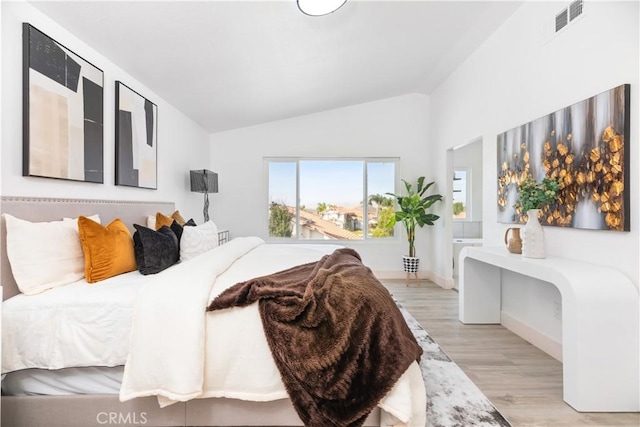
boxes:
[504,227,522,254]
[522,209,545,258]
[402,256,420,273]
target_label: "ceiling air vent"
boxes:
[569,0,584,21]
[555,8,569,33]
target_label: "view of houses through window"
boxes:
[268,159,397,240]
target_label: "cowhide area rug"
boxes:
[397,302,512,427]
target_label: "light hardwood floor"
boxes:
[383,279,640,427]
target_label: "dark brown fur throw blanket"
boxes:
[207,248,422,427]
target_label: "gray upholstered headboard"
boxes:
[1,197,175,300]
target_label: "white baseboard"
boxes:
[427,271,454,289]
[371,270,406,280]
[372,270,426,286]
[501,311,563,362]
[373,270,455,289]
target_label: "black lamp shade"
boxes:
[190,170,218,194]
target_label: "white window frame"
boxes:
[453,167,472,222]
[265,157,399,242]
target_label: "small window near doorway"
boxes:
[453,169,469,220]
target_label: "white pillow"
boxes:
[63,215,101,224]
[180,221,218,261]
[146,215,156,229]
[3,214,100,295]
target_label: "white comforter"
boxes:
[120,236,264,404]
[4,238,426,426]
[2,270,147,372]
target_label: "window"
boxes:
[267,158,397,240]
[453,169,470,220]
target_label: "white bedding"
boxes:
[3,238,426,426]
[2,366,124,396]
[2,271,147,372]
[120,236,264,405]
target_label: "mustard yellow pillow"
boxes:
[171,210,186,225]
[155,210,186,229]
[78,216,137,283]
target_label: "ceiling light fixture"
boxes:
[297,0,347,16]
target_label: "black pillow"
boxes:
[133,224,179,275]
[168,219,196,253]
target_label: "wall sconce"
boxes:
[190,169,218,222]
[297,0,347,16]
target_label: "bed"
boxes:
[1,197,426,427]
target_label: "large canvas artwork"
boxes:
[23,24,104,183]
[497,84,630,231]
[115,81,158,189]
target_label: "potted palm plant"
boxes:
[387,177,443,281]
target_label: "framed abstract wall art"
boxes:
[115,81,158,189]
[497,84,630,231]
[23,23,104,183]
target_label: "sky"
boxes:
[269,160,395,209]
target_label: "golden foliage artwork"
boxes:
[497,84,629,231]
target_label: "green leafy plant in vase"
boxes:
[517,176,560,213]
[516,176,559,258]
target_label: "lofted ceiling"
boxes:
[29,0,522,133]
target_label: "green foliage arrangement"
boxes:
[516,176,559,212]
[387,177,443,258]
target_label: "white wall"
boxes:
[210,93,443,278]
[1,1,210,220]
[429,1,639,346]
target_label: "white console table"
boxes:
[459,246,639,412]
